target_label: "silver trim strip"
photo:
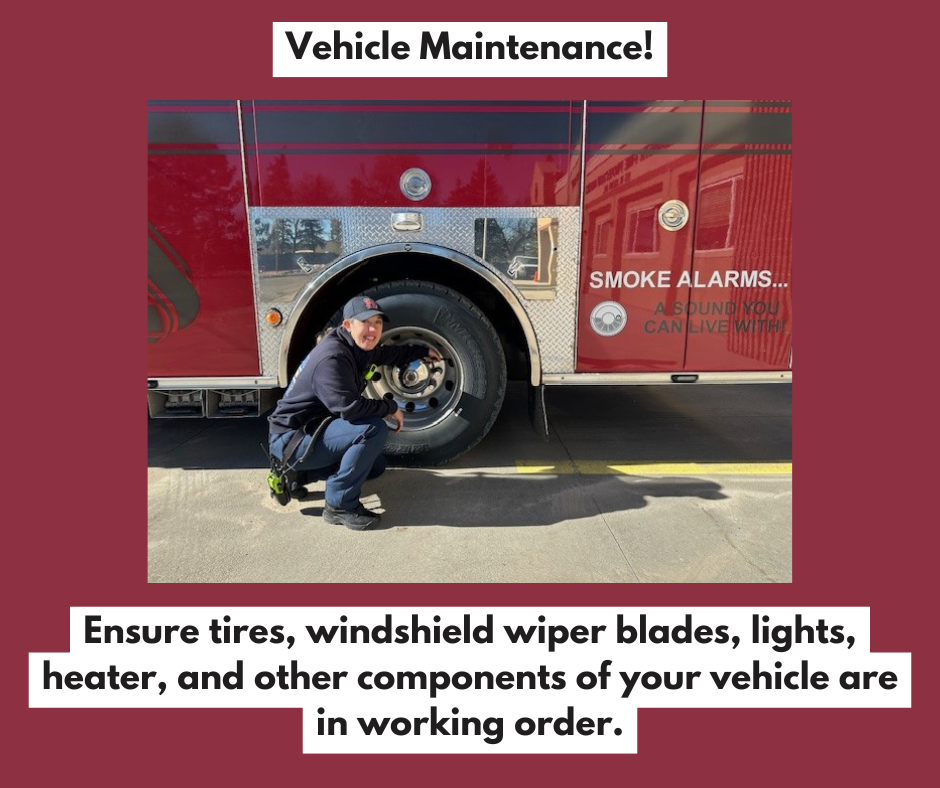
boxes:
[149,377,279,389]
[575,100,587,366]
[150,371,791,389]
[543,371,792,385]
[281,242,543,387]
[236,99,265,377]
[536,384,548,436]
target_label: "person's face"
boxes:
[344,315,384,350]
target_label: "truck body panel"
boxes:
[147,99,791,449]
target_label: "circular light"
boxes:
[265,309,283,327]
[400,168,431,201]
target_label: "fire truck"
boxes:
[148,100,792,464]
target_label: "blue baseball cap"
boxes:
[343,295,389,323]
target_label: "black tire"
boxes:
[350,280,506,466]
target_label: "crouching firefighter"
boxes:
[267,296,441,530]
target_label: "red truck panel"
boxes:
[147,102,259,377]
[683,102,792,369]
[577,101,702,372]
[241,101,582,208]
[576,100,792,372]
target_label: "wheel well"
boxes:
[287,252,531,381]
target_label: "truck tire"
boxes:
[347,280,507,466]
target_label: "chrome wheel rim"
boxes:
[367,326,463,431]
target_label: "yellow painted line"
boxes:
[515,461,791,476]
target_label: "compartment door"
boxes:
[683,101,792,370]
[148,101,259,377]
[577,101,703,372]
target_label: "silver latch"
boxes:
[391,212,423,231]
[399,168,431,201]
[658,199,690,231]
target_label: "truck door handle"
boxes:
[658,199,690,231]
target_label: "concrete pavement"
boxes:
[148,383,792,583]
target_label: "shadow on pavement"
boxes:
[294,469,727,529]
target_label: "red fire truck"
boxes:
[148,100,792,464]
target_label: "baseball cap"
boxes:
[343,295,389,323]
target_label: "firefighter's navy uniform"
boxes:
[268,297,428,528]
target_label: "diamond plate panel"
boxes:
[250,206,582,382]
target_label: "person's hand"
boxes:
[389,409,404,433]
[425,348,442,363]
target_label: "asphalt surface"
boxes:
[148,383,792,583]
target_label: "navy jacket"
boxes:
[268,327,427,436]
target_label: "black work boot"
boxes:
[323,503,380,530]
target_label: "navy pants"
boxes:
[270,417,388,510]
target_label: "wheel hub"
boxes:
[398,362,432,392]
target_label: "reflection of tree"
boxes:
[297,173,341,205]
[265,155,293,203]
[256,218,337,254]
[255,217,341,276]
[147,152,243,255]
[504,219,538,258]
[447,159,507,206]
[253,219,272,248]
[271,219,295,253]
[476,218,537,263]
[350,158,405,204]
[477,219,509,261]
[294,219,327,250]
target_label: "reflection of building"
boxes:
[577,100,792,371]
[696,176,739,251]
[530,161,562,205]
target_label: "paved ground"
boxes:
[148,383,792,583]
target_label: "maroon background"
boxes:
[10,5,932,786]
